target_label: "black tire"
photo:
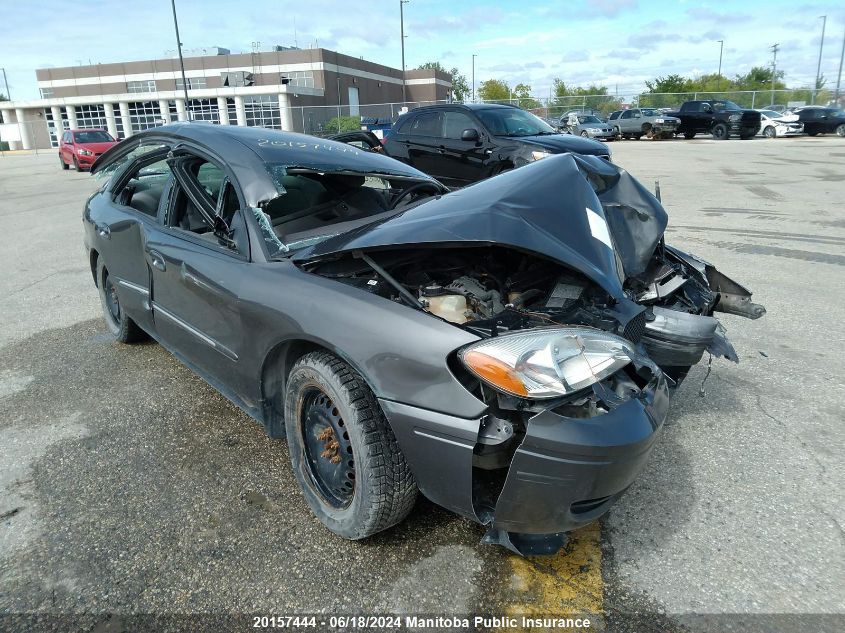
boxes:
[836,124,845,137]
[96,258,145,344]
[642,123,653,138]
[580,130,589,137]
[284,351,417,540]
[634,133,642,140]
[60,154,69,170]
[683,131,696,139]
[763,126,777,139]
[72,156,80,171]
[808,131,820,136]
[613,126,621,140]
[712,123,729,140]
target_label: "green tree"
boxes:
[325,115,362,133]
[478,78,510,102]
[416,62,469,102]
[513,83,540,109]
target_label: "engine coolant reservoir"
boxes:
[422,285,468,324]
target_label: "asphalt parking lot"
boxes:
[1,136,843,631]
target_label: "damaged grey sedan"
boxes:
[83,124,765,555]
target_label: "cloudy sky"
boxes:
[2,0,844,101]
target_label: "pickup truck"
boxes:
[667,100,761,140]
[611,108,681,139]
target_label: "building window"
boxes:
[126,80,157,93]
[40,87,54,99]
[75,104,109,131]
[281,70,314,89]
[186,98,218,122]
[244,95,281,129]
[44,108,68,147]
[176,77,207,90]
[128,101,164,131]
[221,71,254,87]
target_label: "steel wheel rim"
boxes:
[836,124,845,137]
[300,387,355,508]
[103,273,121,323]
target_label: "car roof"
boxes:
[94,123,433,208]
[71,128,110,133]
[411,102,519,112]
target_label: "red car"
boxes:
[59,129,119,171]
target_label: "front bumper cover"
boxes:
[380,366,670,556]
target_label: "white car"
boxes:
[756,109,803,138]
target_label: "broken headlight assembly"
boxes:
[459,327,633,399]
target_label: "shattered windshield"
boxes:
[257,164,434,259]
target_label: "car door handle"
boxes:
[95,223,111,239]
[148,250,166,272]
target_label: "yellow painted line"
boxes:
[499,523,603,631]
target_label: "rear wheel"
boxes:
[284,351,417,540]
[683,131,696,139]
[60,154,69,170]
[836,124,845,137]
[711,123,729,140]
[763,126,777,138]
[96,258,145,344]
[643,123,653,139]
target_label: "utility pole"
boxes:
[472,54,477,102]
[836,23,845,103]
[0,67,10,100]
[717,40,724,91]
[813,15,826,104]
[171,0,190,113]
[770,43,779,107]
[399,1,409,102]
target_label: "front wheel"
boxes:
[712,123,729,140]
[284,351,417,540]
[683,131,696,139]
[96,258,145,344]
[580,130,589,137]
[836,124,845,137]
[762,126,777,138]
[60,154,69,170]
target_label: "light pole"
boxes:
[170,0,190,112]
[717,40,724,91]
[836,24,845,103]
[472,54,477,102]
[770,43,779,106]
[0,67,10,100]
[399,1,409,103]
[813,15,826,104]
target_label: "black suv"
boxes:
[383,103,611,187]
[794,107,845,137]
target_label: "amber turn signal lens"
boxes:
[462,349,529,397]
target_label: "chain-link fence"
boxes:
[482,89,841,121]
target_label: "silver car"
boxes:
[563,114,616,140]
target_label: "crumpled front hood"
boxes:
[295,153,668,299]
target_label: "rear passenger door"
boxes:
[144,150,252,400]
[95,144,173,334]
[402,111,443,176]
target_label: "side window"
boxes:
[442,111,477,139]
[168,157,240,241]
[621,111,632,119]
[701,103,712,113]
[410,111,443,137]
[115,157,173,218]
[63,132,71,143]
[396,115,415,134]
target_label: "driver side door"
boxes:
[144,149,254,402]
[436,110,491,186]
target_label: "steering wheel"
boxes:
[390,182,444,209]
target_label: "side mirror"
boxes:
[461,128,480,142]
